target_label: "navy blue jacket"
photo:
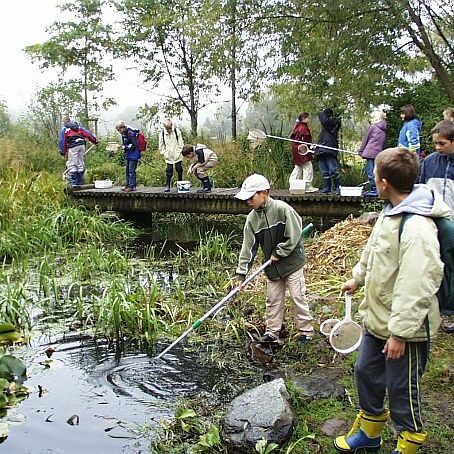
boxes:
[420,152,454,213]
[119,127,141,160]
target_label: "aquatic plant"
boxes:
[0,279,31,330]
[0,170,136,262]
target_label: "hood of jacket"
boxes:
[65,121,80,130]
[375,120,387,131]
[405,117,422,131]
[384,184,451,219]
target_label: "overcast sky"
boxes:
[1,0,168,125]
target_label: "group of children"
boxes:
[59,116,219,192]
[234,116,454,454]
[116,119,219,193]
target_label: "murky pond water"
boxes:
[1,216,264,452]
[4,330,259,453]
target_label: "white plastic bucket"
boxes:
[94,179,113,189]
[177,180,191,193]
[339,186,363,197]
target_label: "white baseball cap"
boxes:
[235,174,271,200]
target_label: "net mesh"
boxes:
[247,129,267,150]
[320,318,339,337]
[329,322,362,353]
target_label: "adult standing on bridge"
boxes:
[234,173,314,347]
[59,116,97,187]
[182,144,218,193]
[398,104,422,156]
[159,119,184,192]
[289,112,318,193]
[315,108,342,194]
[115,120,141,192]
[358,110,387,197]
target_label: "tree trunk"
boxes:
[230,0,237,141]
[403,0,454,103]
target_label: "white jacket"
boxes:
[158,127,184,164]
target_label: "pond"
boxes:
[2,218,262,452]
[4,328,261,453]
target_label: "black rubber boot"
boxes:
[164,174,171,192]
[197,177,211,193]
[334,176,341,195]
[322,177,331,193]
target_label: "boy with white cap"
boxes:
[234,174,314,345]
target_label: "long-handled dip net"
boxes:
[247,128,356,155]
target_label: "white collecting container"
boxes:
[94,180,113,189]
[339,186,363,197]
[177,180,191,193]
[289,180,306,195]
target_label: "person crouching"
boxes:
[182,144,218,193]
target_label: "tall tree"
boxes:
[0,100,11,136]
[269,0,454,113]
[25,0,115,124]
[204,0,265,140]
[26,81,85,144]
[115,0,219,136]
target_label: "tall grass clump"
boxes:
[0,170,136,261]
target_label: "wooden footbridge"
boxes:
[67,185,378,218]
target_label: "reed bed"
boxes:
[305,217,373,296]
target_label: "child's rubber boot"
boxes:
[164,174,171,192]
[334,409,389,452]
[334,176,341,195]
[197,177,211,193]
[391,431,427,454]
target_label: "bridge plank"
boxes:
[67,185,378,218]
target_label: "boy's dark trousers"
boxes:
[355,331,428,433]
[165,162,183,190]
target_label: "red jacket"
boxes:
[290,121,312,165]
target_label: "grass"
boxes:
[3,133,454,452]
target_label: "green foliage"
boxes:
[115,0,219,135]
[0,354,26,383]
[193,425,223,452]
[255,438,279,453]
[384,78,453,153]
[24,0,115,121]
[270,0,454,115]
[0,100,11,136]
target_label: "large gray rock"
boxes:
[222,378,296,453]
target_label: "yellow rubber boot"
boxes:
[334,410,390,452]
[392,431,427,454]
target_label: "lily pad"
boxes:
[0,355,27,382]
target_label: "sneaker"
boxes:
[305,185,319,193]
[123,187,136,193]
[298,335,312,346]
[164,186,170,193]
[197,187,211,193]
[259,332,278,343]
[364,191,378,197]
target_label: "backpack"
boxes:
[399,214,454,314]
[137,131,147,152]
[161,128,179,145]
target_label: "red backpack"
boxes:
[137,131,147,152]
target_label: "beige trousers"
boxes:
[265,266,313,337]
[289,161,314,184]
[193,156,218,179]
